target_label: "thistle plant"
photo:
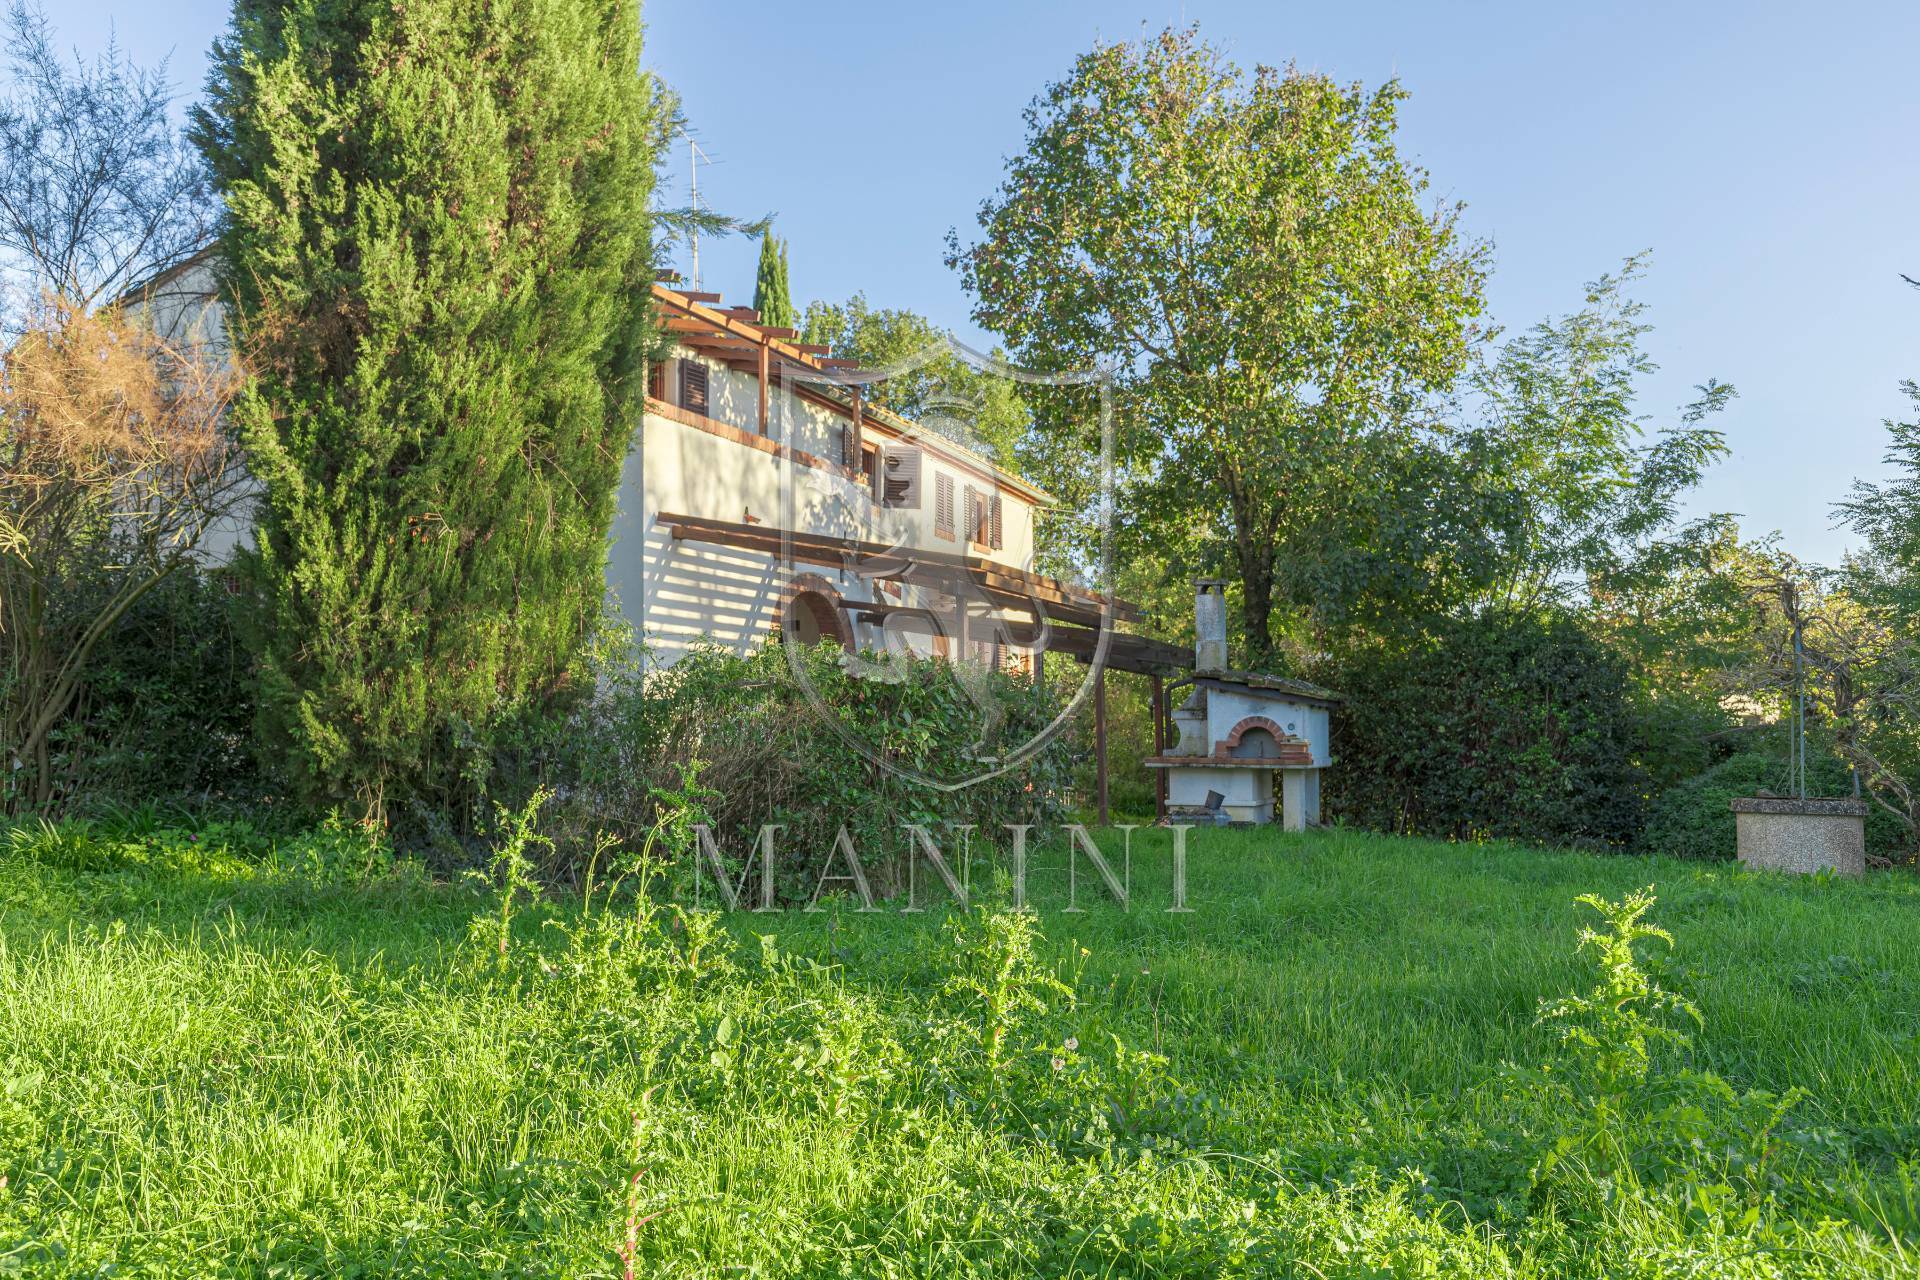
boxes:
[942,907,1074,1102]
[481,788,553,968]
[1531,887,1702,1182]
[1538,888,1700,1096]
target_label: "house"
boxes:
[119,258,1130,675]
[607,285,1125,671]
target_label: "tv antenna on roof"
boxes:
[688,135,712,292]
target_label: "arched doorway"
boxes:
[778,574,853,652]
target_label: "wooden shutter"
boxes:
[989,494,1003,550]
[647,361,665,400]
[680,359,709,415]
[963,485,979,543]
[934,473,954,539]
[882,446,921,509]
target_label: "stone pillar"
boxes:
[1281,769,1308,833]
[1302,769,1321,826]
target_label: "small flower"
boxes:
[1051,1056,1065,1072]
[1064,1037,1078,1052]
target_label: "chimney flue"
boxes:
[1195,578,1228,673]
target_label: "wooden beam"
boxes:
[850,384,864,493]
[652,512,1139,629]
[757,342,769,435]
[1151,674,1167,822]
[1095,665,1110,827]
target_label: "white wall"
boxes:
[662,345,1038,572]
[1204,685,1332,769]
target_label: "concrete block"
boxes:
[1729,797,1869,876]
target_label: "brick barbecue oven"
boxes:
[1145,580,1341,828]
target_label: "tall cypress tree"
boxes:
[193,0,664,825]
[752,231,794,328]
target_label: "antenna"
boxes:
[688,135,712,292]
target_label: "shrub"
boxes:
[1323,611,1646,847]
[494,637,1073,901]
[1642,745,1908,861]
[39,568,258,809]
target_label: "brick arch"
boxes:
[776,572,854,652]
[1221,715,1293,750]
[1215,714,1315,766]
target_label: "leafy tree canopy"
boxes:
[949,26,1490,669]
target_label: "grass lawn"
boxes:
[3,819,1919,1277]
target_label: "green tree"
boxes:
[1464,256,1736,614]
[751,231,794,329]
[193,0,670,827]
[949,27,1489,669]
[799,293,1028,460]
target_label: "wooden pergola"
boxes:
[656,511,1186,822]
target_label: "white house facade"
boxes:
[607,285,1092,672]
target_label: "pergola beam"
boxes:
[655,512,1138,632]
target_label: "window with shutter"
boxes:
[989,494,1003,550]
[881,446,921,509]
[680,359,709,415]
[934,473,954,539]
[960,485,990,545]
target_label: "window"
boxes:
[881,445,921,509]
[933,473,955,539]
[964,485,991,546]
[679,359,709,416]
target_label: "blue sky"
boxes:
[50,0,1920,563]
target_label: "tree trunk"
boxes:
[1236,534,1276,672]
